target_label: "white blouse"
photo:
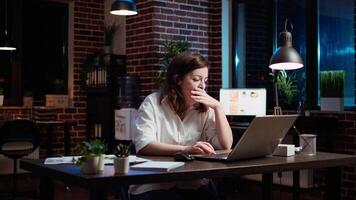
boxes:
[129,92,222,195]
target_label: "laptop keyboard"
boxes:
[201,152,230,159]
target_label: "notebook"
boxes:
[194,115,298,162]
[130,161,185,172]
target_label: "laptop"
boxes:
[194,115,298,162]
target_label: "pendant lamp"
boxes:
[269,20,303,115]
[0,0,16,51]
[110,0,138,16]
[269,20,303,70]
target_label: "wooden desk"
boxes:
[20,152,356,200]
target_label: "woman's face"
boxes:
[178,67,208,107]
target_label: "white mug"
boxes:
[299,134,317,156]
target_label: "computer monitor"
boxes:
[219,88,266,116]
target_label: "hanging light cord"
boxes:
[284,19,293,32]
[4,0,8,36]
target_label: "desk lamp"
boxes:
[0,0,16,51]
[269,20,303,115]
[110,0,138,16]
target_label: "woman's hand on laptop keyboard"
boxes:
[183,141,216,155]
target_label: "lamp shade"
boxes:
[0,30,16,51]
[269,29,303,70]
[0,0,16,51]
[110,0,138,16]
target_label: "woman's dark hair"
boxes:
[160,51,209,115]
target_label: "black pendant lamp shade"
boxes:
[0,30,16,51]
[110,0,138,16]
[0,0,16,51]
[269,21,302,70]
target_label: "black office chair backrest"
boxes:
[0,119,41,157]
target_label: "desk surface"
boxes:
[20,152,356,189]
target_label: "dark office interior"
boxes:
[0,0,356,200]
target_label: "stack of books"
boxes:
[32,107,57,121]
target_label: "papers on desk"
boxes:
[44,155,150,165]
[103,155,151,165]
[44,156,78,165]
[130,161,185,172]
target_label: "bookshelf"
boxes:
[85,53,126,151]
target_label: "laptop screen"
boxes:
[219,88,266,116]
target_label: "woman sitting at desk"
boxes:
[130,51,233,200]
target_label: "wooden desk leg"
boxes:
[90,189,107,200]
[325,166,341,200]
[262,173,273,200]
[40,176,54,200]
[64,123,70,156]
[293,170,300,200]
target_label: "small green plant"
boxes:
[156,39,190,83]
[74,139,108,165]
[270,70,298,105]
[114,143,132,157]
[320,70,344,97]
[276,71,298,105]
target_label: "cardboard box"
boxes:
[45,94,68,108]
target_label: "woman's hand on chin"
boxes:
[183,141,216,155]
[190,88,220,109]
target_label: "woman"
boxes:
[130,51,233,200]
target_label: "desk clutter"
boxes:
[44,155,150,165]
[44,155,184,172]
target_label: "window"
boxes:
[0,0,68,106]
[318,0,355,106]
[22,0,68,100]
[227,0,355,109]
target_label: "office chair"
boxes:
[0,119,41,200]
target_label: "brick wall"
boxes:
[322,112,356,199]
[126,0,222,98]
[71,0,106,149]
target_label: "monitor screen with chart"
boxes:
[219,88,266,116]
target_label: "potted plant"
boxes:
[320,70,344,111]
[155,39,190,84]
[276,70,298,106]
[74,139,108,174]
[269,70,298,108]
[113,143,132,174]
[23,91,34,107]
